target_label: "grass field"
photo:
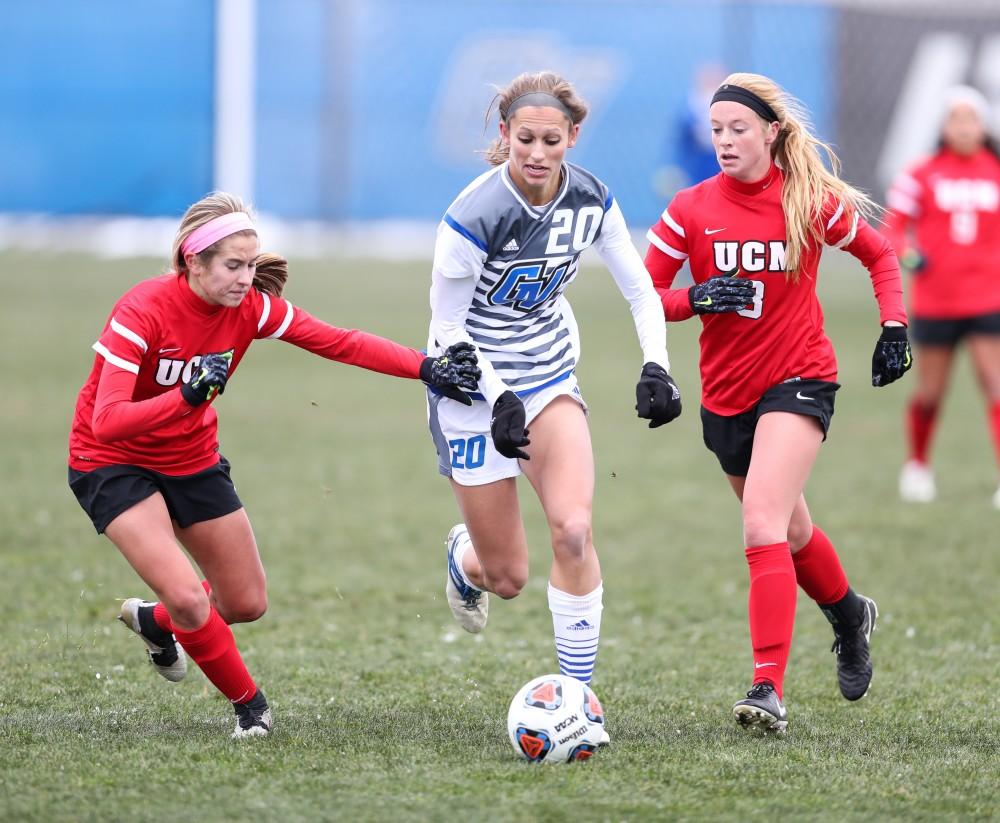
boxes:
[1,250,997,821]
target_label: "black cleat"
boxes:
[831,595,878,701]
[732,682,788,734]
[233,689,272,739]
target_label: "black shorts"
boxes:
[68,456,243,534]
[700,379,840,477]
[910,312,1000,347]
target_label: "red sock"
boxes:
[988,401,1000,470]
[152,580,215,633]
[173,607,258,703]
[745,542,797,698]
[792,526,849,605]
[907,400,938,464]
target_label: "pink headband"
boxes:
[181,212,256,256]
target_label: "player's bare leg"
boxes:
[520,397,604,703]
[174,508,267,624]
[446,477,527,632]
[967,334,1000,507]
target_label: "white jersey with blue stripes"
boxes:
[429,161,670,405]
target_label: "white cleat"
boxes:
[899,460,936,503]
[445,524,488,634]
[118,598,187,682]
[598,727,610,747]
[992,486,1000,510]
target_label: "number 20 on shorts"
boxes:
[450,435,487,469]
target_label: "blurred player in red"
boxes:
[68,192,479,739]
[644,73,911,733]
[883,86,1000,506]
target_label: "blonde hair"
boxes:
[721,72,879,276]
[252,252,288,297]
[172,191,257,273]
[483,71,589,167]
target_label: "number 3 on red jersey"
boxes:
[737,280,765,319]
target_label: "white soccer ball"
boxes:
[506,673,605,764]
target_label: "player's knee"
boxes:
[787,521,812,553]
[742,507,785,548]
[162,585,211,628]
[217,595,268,624]
[490,567,528,600]
[550,514,592,562]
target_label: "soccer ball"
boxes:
[506,673,605,763]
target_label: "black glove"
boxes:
[635,362,682,428]
[871,325,912,387]
[490,390,531,460]
[688,272,757,314]
[181,351,233,406]
[420,342,481,406]
[899,247,927,274]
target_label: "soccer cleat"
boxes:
[732,682,788,734]
[598,727,610,747]
[445,523,488,633]
[118,598,187,682]
[831,595,878,701]
[899,460,936,503]
[232,689,272,739]
[992,486,1000,510]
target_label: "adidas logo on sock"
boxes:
[567,619,593,630]
[502,237,519,252]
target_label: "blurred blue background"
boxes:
[2,0,998,227]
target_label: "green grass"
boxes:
[0,250,997,822]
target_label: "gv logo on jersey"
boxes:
[488,258,571,312]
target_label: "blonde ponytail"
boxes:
[722,73,880,277]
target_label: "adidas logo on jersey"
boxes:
[502,237,519,253]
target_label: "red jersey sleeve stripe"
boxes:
[92,341,139,374]
[894,173,922,196]
[825,202,845,231]
[110,316,148,352]
[832,213,859,249]
[660,208,685,238]
[887,189,920,217]
[267,300,295,339]
[646,229,688,260]
[257,292,272,331]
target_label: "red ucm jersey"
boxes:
[645,165,906,415]
[884,147,1000,318]
[69,272,424,475]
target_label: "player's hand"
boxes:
[420,343,481,406]
[181,350,233,406]
[635,362,682,428]
[688,271,756,314]
[899,247,927,274]
[871,325,912,387]
[491,390,531,460]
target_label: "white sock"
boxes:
[450,529,480,592]
[548,581,603,684]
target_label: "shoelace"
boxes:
[745,682,774,700]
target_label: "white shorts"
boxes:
[428,373,588,486]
